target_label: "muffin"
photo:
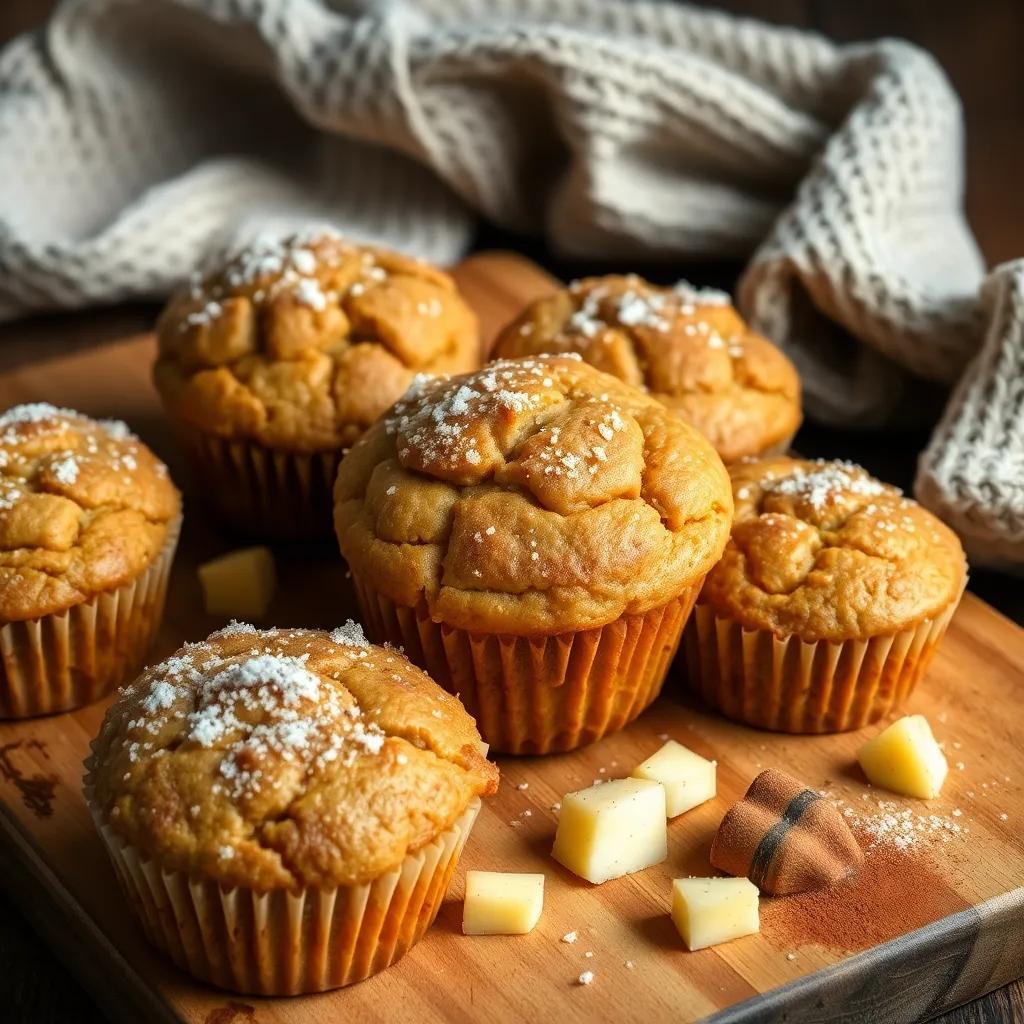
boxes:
[493,275,801,462]
[684,457,967,733]
[334,355,733,754]
[154,231,480,540]
[0,404,181,718]
[85,621,497,995]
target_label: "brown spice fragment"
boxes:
[711,769,862,894]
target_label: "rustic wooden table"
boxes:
[1,3,1023,1021]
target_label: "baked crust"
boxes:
[0,405,180,623]
[493,275,801,462]
[154,233,480,452]
[88,623,498,891]
[334,355,733,635]
[700,456,967,642]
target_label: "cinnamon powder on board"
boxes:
[762,830,970,953]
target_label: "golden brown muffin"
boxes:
[154,231,480,539]
[86,622,497,993]
[685,457,967,733]
[0,404,181,717]
[335,355,733,753]
[493,275,801,463]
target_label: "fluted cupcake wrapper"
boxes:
[683,593,962,734]
[177,427,342,542]
[352,576,703,754]
[85,792,480,996]
[0,515,181,719]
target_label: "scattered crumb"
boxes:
[562,931,578,943]
[624,960,635,970]
[578,970,595,986]
[517,782,529,790]
[584,951,595,958]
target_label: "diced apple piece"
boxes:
[631,740,716,817]
[671,877,760,951]
[551,778,667,884]
[462,871,544,935]
[198,546,276,619]
[857,715,948,799]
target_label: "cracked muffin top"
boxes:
[87,622,498,891]
[701,457,967,642]
[0,404,180,623]
[334,355,733,635]
[154,232,480,452]
[492,275,801,463]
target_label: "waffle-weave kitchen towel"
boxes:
[0,0,1019,567]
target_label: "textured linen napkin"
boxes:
[0,0,1020,567]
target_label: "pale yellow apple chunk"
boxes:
[462,871,545,935]
[672,877,760,951]
[551,778,667,884]
[631,739,716,817]
[197,546,276,619]
[857,715,948,799]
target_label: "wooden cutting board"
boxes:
[0,252,1021,1024]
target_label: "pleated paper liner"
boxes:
[178,427,341,542]
[85,792,480,996]
[0,515,181,719]
[682,595,962,734]
[352,575,704,754]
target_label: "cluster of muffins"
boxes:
[1,228,968,996]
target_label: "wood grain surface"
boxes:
[0,252,1020,1024]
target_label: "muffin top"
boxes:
[0,404,180,623]
[701,457,967,642]
[334,355,733,635]
[154,232,480,452]
[88,622,498,891]
[492,275,801,462]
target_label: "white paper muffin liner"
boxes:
[683,593,962,733]
[352,575,703,754]
[179,428,341,541]
[0,514,181,718]
[85,791,480,996]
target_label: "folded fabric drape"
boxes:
[0,0,1019,567]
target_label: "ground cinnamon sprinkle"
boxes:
[762,830,970,953]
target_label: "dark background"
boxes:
[0,2,1022,1022]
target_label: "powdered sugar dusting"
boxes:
[213,620,258,637]
[764,460,891,510]
[181,230,400,329]
[49,452,80,485]
[330,619,368,649]
[118,629,389,799]
[387,356,569,472]
[673,279,731,306]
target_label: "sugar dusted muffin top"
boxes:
[701,457,967,642]
[87,623,498,890]
[493,275,801,462]
[0,404,180,623]
[334,355,733,635]
[154,232,480,451]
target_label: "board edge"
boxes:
[703,887,1024,1024]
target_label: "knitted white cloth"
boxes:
[0,0,1017,566]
